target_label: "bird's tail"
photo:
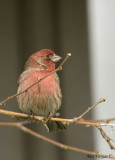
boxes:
[46,120,66,132]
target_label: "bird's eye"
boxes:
[45,54,51,59]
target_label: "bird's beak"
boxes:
[51,54,62,63]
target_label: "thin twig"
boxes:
[87,118,115,123]
[1,109,114,128]
[73,98,106,121]
[97,126,115,150]
[100,123,115,127]
[0,122,114,159]
[0,53,71,107]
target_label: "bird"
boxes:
[17,49,66,132]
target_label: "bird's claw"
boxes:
[42,112,54,132]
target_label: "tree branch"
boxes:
[87,118,115,123]
[0,98,107,127]
[0,108,103,127]
[0,122,114,159]
[97,126,115,150]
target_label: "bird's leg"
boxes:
[44,112,53,123]
[46,112,53,121]
[41,112,54,132]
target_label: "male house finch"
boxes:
[17,49,66,132]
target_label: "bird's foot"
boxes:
[45,112,53,123]
[42,112,54,132]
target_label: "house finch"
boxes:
[17,49,66,132]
